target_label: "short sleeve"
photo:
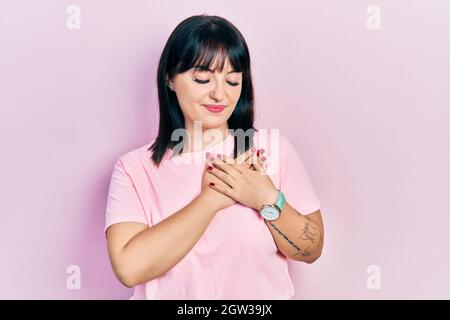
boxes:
[104,157,149,233]
[279,134,321,215]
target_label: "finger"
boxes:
[207,160,236,187]
[212,156,242,180]
[256,148,265,157]
[216,153,235,165]
[205,158,216,173]
[218,153,253,174]
[226,147,258,171]
[251,153,265,172]
[208,181,236,199]
[206,170,230,188]
[234,147,257,165]
[215,148,257,170]
[221,147,254,166]
[216,153,243,174]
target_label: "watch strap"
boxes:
[275,190,286,211]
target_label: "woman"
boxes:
[105,14,324,300]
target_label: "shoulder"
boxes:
[115,139,156,173]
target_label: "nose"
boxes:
[209,81,224,101]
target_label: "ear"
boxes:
[166,76,174,91]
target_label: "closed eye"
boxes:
[193,79,240,86]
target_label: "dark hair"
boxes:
[148,14,257,167]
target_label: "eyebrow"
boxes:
[193,66,239,74]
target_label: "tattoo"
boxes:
[296,250,310,257]
[269,221,308,256]
[299,223,317,244]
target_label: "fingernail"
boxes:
[256,150,260,157]
[209,182,215,187]
[207,165,213,171]
[205,152,210,158]
[260,148,265,155]
[217,154,222,159]
[261,156,266,162]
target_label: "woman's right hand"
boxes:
[201,160,236,211]
[200,149,256,212]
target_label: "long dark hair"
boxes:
[149,14,257,167]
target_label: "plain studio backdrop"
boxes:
[0,0,449,299]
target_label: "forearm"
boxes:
[265,201,323,262]
[119,190,219,286]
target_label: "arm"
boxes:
[106,189,220,288]
[265,202,324,263]
[204,151,324,263]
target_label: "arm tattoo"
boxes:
[294,211,319,244]
[299,222,317,244]
[269,222,310,257]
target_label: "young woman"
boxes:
[105,14,324,300]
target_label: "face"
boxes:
[168,57,243,133]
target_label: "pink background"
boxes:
[1,0,449,299]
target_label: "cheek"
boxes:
[177,82,206,108]
[231,83,242,95]
[187,83,211,104]
[228,87,242,103]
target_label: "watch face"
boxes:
[261,205,280,221]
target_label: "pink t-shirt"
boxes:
[105,129,321,299]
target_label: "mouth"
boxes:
[203,104,226,113]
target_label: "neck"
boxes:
[184,122,229,152]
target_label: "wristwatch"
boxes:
[259,189,286,221]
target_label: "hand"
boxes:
[206,148,279,211]
[200,149,255,211]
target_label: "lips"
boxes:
[203,104,225,113]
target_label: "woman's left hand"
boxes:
[206,149,279,211]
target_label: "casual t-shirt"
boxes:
[105,129,321,299]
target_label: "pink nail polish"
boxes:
[260,148,265,155]
[217,154,222,159]
[261,156,266,162]
[205,152,210,158]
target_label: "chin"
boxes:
[200,118,228,129]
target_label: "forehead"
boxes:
[193,51,234,71]
[193,60,241,76]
